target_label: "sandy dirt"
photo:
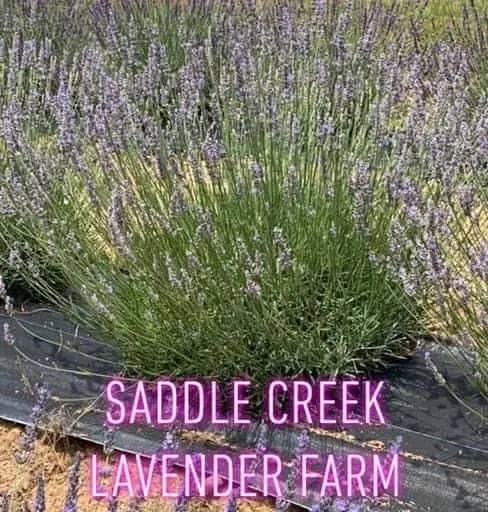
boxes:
[0,419,275,512]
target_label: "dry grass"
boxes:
[0,419,275,512]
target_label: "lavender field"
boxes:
[0,0,487,510]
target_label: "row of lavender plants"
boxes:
[0,0,487,410]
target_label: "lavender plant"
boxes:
[0,0,429,412]
[0,0,96,56]
[224,491,238,512]
[63,451,81,512]
[15,381,50,464]
[274,429,310,512]
[1,0,487,419]
[32,472,45,512]
[377,35,488,405]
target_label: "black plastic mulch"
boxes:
[0,306,487,512]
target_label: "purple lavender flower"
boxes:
[0,99,25,154]
[54,71,77,153]
[349,161,373,236]
[186,251,201,270]
[7,33,20,98]
[255,422,268,458]
[291,115,300,140]
[201,132,226,170]
[316,119,334,140]
[160,428,180,451]
[293,429,309,480]
[99,424,116,478]
[63,451,81,512]
[347,503,363,512]
[107,495,118,512]
[283,165,299,202]
[451,277,470,306]
[177,46,206,123]
[273,227,294,271]
[315,496,334,512]
[274,496,290,512]
[99,462,113,479]
[469,242,488,281]
[20,40,37,70]
[33,472,45,512]
[195,206,215,240]
[108,187,133,259]
[174,483,190,512]
[283,65,295,103]
[224,490,238,512]
[155,425,181,478]
[248,421,268,489]
[170,185,188,215]
[279,5,293,41]
[0,492,9,512]
[127,495,145,512]
[313,0,326,16]
[389,436,403,457]
[16,382,51,464]
[165,255,183,290]
[333,499,348,512]
[275,429,310,512]
[0,276,6,301]
[244,274,261,298]
[140,41,165,97]
[358,25,374,59]
[249,162,264,193]
[3,322,14,345]
[332,10,351,62]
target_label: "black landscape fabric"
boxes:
[0,306,487,511]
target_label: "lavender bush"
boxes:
[0,0,216,305]
[379,33,488,402]
[0,0,487,412]
[0,0,430,409]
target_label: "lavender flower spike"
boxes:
[0,276,13,315]
[0,276,6,301]
[107,495,118,512]
[275,428,311,512]
[174,484,190,512]
[64,451,81,512]
[160,428,180,451]
[224,490,238,512]
[33,472,46,512]
[15,382,51,464]
[3,322,15,345]
[127,495,145,512]
[424,352,447,387]
[0,492,9,512]
[389,436,403,456]
[315,496,334,511]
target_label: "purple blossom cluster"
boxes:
[15,382,51,465]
